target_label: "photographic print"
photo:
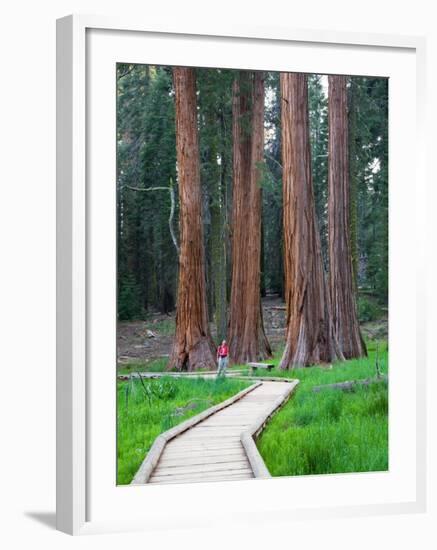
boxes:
[116,64,388,486]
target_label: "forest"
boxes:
[116,64,388,371]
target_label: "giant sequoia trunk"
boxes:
[204,108,227,343]
[217,110,231,343]
[211,199,227,343]
[348,78,359,288]
[228,71,271,364]
[328,75,367,359]
[279,72,342,369]
[167,67,217,371]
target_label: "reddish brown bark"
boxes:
[228,71,271,364]
[167,67,216,371]
[328,75,367,359]
[279,72,342,369]
[228,73,251,362]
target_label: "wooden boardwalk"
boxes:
[148,381,291,485]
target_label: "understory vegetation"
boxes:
[255,341,388,477]
[118,357,169,375]
[357,295,384,323]
[117,376,251,484]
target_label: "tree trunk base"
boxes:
[230,339,272,366]
[167,336,217,372]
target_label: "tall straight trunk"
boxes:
[218,110,230,342]
[228,71,271,364]
[228,73,251,361]
[167,67,216,371]
[211,200,227,342]
[241,72,271,359]
[279,72,342,369]
[209,138,226,341]
[204,190,214,321]
[260,217,266,297]
[204,105,227,342]
[348,78,359,289]
[328,75,367,359]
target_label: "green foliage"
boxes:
[308,74,329,266]
[349,77,388,304]
[118,357,169,374]
[138,377,178,404]
[257,161,278,192]
[196,67,234,324]
[116,65,388,319]
[263,71,284,296]
[117,376,251,484]
[249,347,388,477]
[261,73,388,304]
[117,65,177,318]
[357,295,382,322]
[118,274,143,320]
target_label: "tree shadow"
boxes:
[24,511,56,530]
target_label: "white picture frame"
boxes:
[56,14,427,536]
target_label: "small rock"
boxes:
[173,402,198,416]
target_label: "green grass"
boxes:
[147,318,175,335]
[118,354,235,375]
[250,340,388,477]
[118,356,169,375]
[117,376,251,485]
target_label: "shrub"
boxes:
[358,296,381,322]
[118,274,143,320]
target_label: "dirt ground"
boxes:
[117,294,388,365]
[117,295,287,365]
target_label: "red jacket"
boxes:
[217,344,229,358]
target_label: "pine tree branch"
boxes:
[117,65,135,81]
[168,178,180,255]
[126,185,169,192]
[265,152,283,171]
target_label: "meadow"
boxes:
[254,341,388,477]
[117,375,251,484]
[117,339,388,483]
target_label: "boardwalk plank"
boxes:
[149,473,253,484]
[160,446,246,457]
[153,461,251,476]
[153,467,253,476]
[159,453,247,467]
[147,380,295,485]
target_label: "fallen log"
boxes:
[312,375,387,393]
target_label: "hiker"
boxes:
[216,340,229,378]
